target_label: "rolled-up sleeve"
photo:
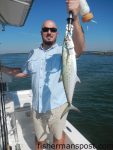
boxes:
[22,62,29,74]
[22,50,34,75]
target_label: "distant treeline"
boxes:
[84,51,113,56]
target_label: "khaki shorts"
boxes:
[32,103,68,141]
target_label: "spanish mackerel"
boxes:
[61,12,80,118]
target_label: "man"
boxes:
[1,0,85,149]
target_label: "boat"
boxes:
[0,74,97,150]
[0,1,96,149]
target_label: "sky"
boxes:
[0,0,113,54]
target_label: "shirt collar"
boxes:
[39,43,58,51]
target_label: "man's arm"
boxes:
[73,16,85,57]
[66,0,85,57]
[0,65,28,78]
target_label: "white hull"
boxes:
[1,90,96,150]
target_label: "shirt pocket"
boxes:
[28,60,39,74]
[46,54,61,73]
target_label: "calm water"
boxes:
[0,53,113,149]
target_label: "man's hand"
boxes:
[1,66,22,75]
[66,0,80,17]
[1,66,28,78]
[10,67,22,74]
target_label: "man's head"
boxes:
[41,20,58,48]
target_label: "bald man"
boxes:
[2,0,85,149]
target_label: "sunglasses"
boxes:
[42,27,57,33]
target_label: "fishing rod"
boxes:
[0,62,11,150]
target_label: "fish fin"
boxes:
[61,104,80,119]
[59,74,62,82]
[76,75,81,83]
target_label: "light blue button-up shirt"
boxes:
[23,43,67,113]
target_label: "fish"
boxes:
[60,24,80,118]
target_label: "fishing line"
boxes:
[85,19,97,32]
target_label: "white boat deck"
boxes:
[4,90,96,150]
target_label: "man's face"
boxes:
[41,21,58,46]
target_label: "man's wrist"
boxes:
[73,16,80,27]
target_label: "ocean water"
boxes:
[0,53,113,149]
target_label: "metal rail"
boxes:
[0,62,10,150]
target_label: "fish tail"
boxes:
[61,105,70,119]
[70,104,80,112]
[61,104,80,119]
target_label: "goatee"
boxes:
[44,41,53,46]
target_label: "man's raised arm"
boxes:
[66,0,85,57]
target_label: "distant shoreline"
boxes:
[0,53,28,55]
